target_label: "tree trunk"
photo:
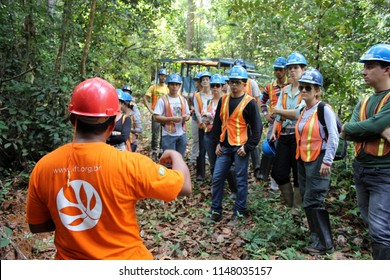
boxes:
[55,0,72,73]
[21,0,35,80]
[80,0,97,79]
[186,0,195,51]
[47,0,56,16]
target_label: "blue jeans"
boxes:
[353,160,390,247]
[161,134,187,158]
[211,145,249,215]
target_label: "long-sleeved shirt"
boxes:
[211,94,262,153]
[344,90,390,167]
[261,77,289,114]
[297,102,339,165]
[274,84,306,128]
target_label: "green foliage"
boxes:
[0,227,12,248]
[243,184,308,259]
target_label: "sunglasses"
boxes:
[228,80,244,85]
[298,85,313,92]
[211,84,221,88]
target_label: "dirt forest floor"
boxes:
[0,135,373,260]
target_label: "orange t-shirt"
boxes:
[26,142,184,260]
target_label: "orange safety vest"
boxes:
[275,87,302,138]
[354,92,390,157]
[204,100,215,133]
[266,77,289,114]
[194,91,208,128]
[219,93,254,146]
[161,95,187,133]
[295,107,323,162]
[245,79,253,97]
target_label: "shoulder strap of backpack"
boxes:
[317,101,328,140]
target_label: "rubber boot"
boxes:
[257,154,274,181]
[291,187,302,219]
[306,209,334,255]
[372,243,390,260]
[251,147,261,180]
[279,182,293,207]
[304,208,319,252]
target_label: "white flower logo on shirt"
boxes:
[56,180,102,231]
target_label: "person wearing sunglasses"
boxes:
[295,69,339,255]
[270,52,307,221]
[193,71,213,182]
[203,74,237,198]
[209,66,262,225]
[233,58,263,182]
[342,44,390,259]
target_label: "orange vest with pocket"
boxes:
[354,92,390,157]
[219,94,254,146]
[295,107,323,162]
[161,95,187,133]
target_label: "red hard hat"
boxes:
[68,77,120,117]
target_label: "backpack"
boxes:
[317,101,347,161]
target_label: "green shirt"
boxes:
[345,90,390,167]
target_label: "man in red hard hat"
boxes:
[26,77,191,260]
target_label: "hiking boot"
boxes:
[210,212,222,222]
[227,215,238,227]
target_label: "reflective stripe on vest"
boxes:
[194,92,203,127]
[295,107,322,162]
[245,79,253,97]
[219,94,253,145]
[162,95,187,133]
[355,92,390,157]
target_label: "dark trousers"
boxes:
[271,134,298,187]
[197,128,206,178]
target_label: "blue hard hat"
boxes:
[262,139,276,157]
[122,85,132,94]
[193,72,202,80]
[167,73,182,84]
[286,52,307,66]
[223,75,229,83]
[273,57,287,68]
[158,68,167,75]
[228,65,248,80]
[199,71,212,80]
[122,91,132,102]
[210,74,224,85]
[116,89,127,102]
[359,43,390,63]
[299,68,323,87]
[233,58,247,69]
